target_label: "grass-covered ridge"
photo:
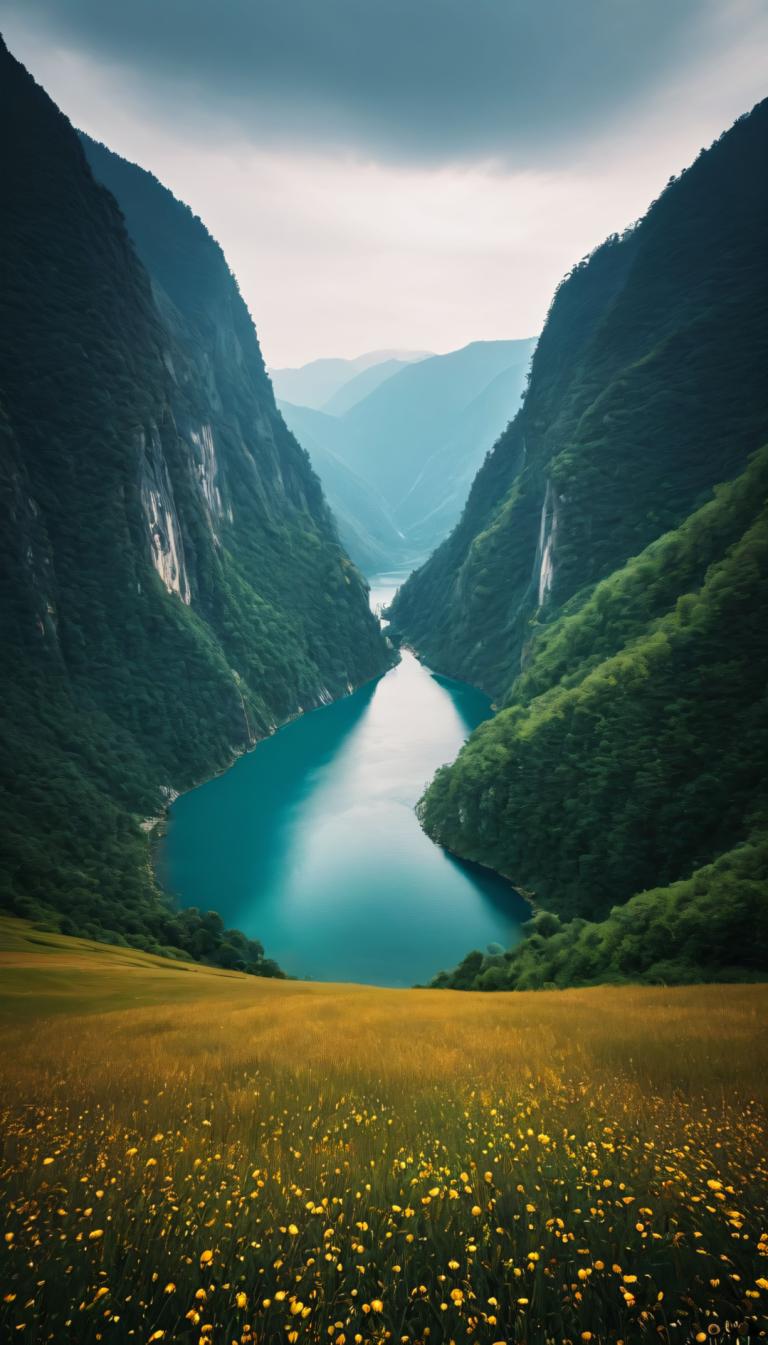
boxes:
[1,919,767,1344]
[421,446,768,987]
[420,447,768,923]
[433,828,768,992]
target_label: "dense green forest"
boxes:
[389,99,768,990]
[0,39,390,972]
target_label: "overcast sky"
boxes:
[2,1,766,366]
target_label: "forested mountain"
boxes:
[389,99,768,989]
[0,39,390,968]
[280,338,535,567]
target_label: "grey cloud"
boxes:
[0,0,744,164]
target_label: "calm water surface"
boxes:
[160,573,527,985]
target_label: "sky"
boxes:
[1,1,766,367]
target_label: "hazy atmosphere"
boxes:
[2,5,767,1341]
[2,0,766,364]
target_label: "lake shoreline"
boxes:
[155,571,528,986]
[147,653,398,864]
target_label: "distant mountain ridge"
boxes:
[274,401,412,574]
[270,349,431,411]
[322,359,416,416]
[279,337,536,569]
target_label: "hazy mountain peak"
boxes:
[279,335,536,566]
[269,348,432,410]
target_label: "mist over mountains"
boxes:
[0,25,765,1002]
[278,339,535,570]
[1,14,767,1345]
[270,351,430,413]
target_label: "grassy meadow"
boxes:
[1,918,767,1344]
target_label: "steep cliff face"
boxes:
[0,39,390,951]
[391,102,768,698]
[390,99,768,987]
[79,133,388,718]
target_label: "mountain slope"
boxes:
[390,99,768,987]
[393,357,537,551]
[421,447,768,916]
[273,401,413,572]
[269,357,365,411]
[322,358,418,415]
[391,104,768,694]
[270,350,429,411]
[280,338,535,567]
[340,339,535,510]
[0,40,390,961]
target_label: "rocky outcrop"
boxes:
[0,38,390,940]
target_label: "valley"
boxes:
[159,575,529,986]
[1,12,767,1345]
[1,33,765,998]
[276,340,535,571]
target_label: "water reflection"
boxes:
[161,575,527,985]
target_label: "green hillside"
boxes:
[390,99,768,989]
[0,41,390,967]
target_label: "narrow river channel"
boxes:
[160,572,527,985]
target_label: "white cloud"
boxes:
[2,6,766,365]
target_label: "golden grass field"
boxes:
[1,917,767,1345]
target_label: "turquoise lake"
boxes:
[160,573,527,986]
